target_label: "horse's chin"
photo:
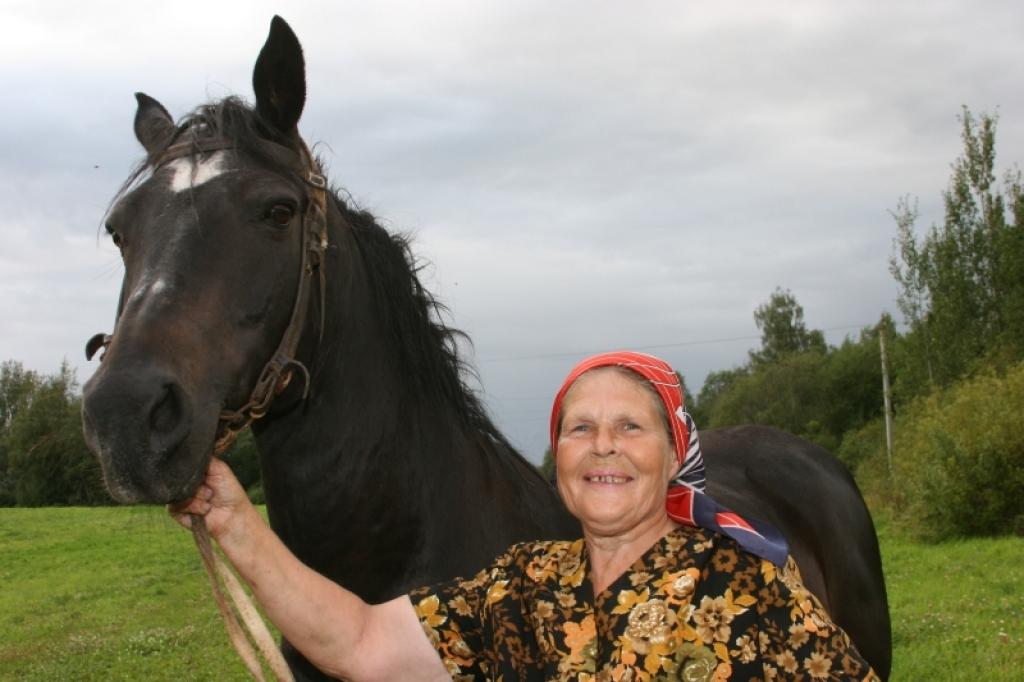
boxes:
[96,439,215,504]
[98,449,212,504]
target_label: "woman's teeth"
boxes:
[588,475,628,483]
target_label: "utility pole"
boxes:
[878,322,895,476]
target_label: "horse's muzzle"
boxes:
[82,358,214,504]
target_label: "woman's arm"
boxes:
[170,459,449,682]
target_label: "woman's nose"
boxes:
[592,425,617,456]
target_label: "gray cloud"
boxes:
[2,0,1022,460]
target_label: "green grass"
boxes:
[873,512,1024,680]
[0,506,257,681]
[1,507,1022,680]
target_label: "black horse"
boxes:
[81,17,890,680]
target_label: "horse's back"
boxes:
[701,425,891,679]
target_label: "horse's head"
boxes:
[82,17,327,503]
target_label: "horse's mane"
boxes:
[338,203,518,451]
[116,96,523,458]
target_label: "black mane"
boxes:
[293,121,525,459]
[340,207,516,450]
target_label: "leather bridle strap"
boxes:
[212,139,329,455]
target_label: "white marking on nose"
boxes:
[125,276,171,309]
[167,152,228,193]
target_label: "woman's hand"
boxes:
[168,458,257,549]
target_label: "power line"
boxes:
[477,323,874,364]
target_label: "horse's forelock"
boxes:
[103,97,299,230]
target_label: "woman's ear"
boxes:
[666,449,682,481]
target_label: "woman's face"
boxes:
[555,368,678,539]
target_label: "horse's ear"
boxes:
[252,16,306,136]
[134,93,175,154]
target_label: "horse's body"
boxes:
[81,17,890,680]
[701,426,890,678]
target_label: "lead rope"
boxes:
[191,514,296,682]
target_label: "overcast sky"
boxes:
[2,1,1022,462]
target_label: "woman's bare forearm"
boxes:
[171,460,447,681]
[213,507,367,678]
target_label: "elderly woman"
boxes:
[172,351,877,681]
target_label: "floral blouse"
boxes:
[409,526,878,681]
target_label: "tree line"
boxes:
[0,361,105,506]
[691,108,1023,539]
[4,108,1022,538]
[0,362,263,507]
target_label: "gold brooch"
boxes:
[626,599,673,644]
[672,574,696,597]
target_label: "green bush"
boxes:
[840,418,900,511]
[221,429,262,491]
[888,361,1024,539]
[837,417,885,473]
[220,429,264,504]
[5,370,107,507]
[246,481,266,504]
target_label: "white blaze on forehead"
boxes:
[167,151,230,193]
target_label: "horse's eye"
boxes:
[267,204,295,227]
[106,223,123,248]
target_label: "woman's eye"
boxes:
[266,204,295,226]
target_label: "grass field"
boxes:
[1,506,1022,680]
[0,506,255,681]
[872,513,1024,680]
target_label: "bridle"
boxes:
[86,133,330,456]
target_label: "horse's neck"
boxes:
[253,207,576,599]
[258,349,523,595]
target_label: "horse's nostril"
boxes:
[150,384,182,435]
[147,381,192,461]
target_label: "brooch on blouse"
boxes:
[626,598,674,647]
[672,573,696,597]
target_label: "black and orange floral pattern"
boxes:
[410,526,878,681]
